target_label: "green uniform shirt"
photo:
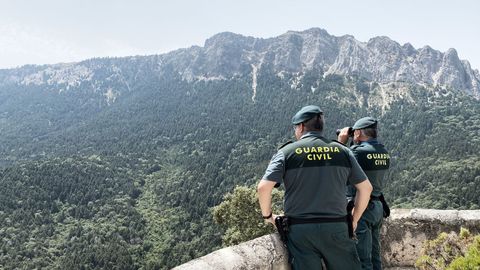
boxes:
[347,139,390,198]
[263,131,367,219]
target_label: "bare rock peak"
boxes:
[204,32,253,48]
[444,48,460,62]
[302,27,331,36]
[368,36,395,43]
[285,27,331,38]
[339,34,356,40]
[401,43,416,56]
[1,28,479,99]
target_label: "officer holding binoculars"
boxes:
[258,106,373,270]
[338,117,391,270]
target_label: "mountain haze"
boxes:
[0,28,479,269]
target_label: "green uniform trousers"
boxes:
[355,201,384,270]
[287,222,361,270]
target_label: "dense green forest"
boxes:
[0,64,479,269]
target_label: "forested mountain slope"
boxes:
[0,29,479,269]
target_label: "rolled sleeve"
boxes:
[346,149,367,185]
[262,151,285,185]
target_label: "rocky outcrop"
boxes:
[1,28,479,99]
[168,28,480,98]
[382,209,480,267]
[174,209,480,269]
[172,234,289,270]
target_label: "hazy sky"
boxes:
[1,0,479,70]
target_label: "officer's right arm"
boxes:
[345,148,373,230]
[257,180,277,225]
[257,151,285,225]
[352,179,373,230]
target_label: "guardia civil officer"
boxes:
[258,105,373,270]
[338,117,391,270]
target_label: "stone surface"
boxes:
[175,209,480,269]
[381,209,480,267]
[173,234,289,270]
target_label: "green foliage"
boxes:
[212,185,283,246]
[0,62,479,268]
[415,228,480,270]
[381,87,480,209]
[448,236,480,270]
[0,156,146,269]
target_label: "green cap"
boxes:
[352,117,378,130]
[292,105,323,125]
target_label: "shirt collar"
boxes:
[300,131,323,139]
[360,138,379,145]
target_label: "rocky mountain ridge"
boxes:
[176,28,480,98]
[0,28,479,100]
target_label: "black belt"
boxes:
[288,216,348,225]
[371,194,391,218]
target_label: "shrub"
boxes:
[212,185,283,246]
[415,228,480,270]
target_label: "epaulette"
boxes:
[332,139,347,146]
[350,144,362,150]
[277,140,293,150]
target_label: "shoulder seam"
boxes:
[278,140,293,150]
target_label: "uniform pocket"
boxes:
[331,229,354,244]
[331,229,361,263]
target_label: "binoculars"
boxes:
[335,127,354,137]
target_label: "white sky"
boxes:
[1,0,479,70]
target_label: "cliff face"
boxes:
[170,28,480,98]
[1,28,479,99]
[174,209,480,269]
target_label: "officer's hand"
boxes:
[265,214,277,226]
[337,127,351,144]
[352,220,358,232]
